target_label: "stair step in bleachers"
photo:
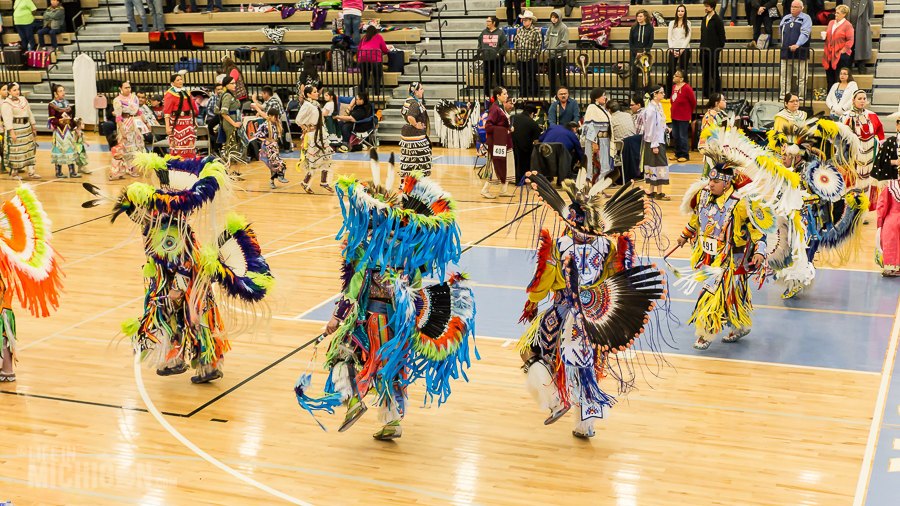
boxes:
[120,29,422,45]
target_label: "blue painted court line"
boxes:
[302,246,899,373]
[865,333,900,505]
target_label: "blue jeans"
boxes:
[123,0,147,32]
[720,0,737,24]
[36,27,60,49]
[206,0,222,10]
[344,13,361,45]
[15,24,36,51]
[147,0,165,31]
[672,119,690,159]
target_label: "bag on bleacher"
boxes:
[2,47,25,70]
[174,57,203,72]
[26,51,51,69]
[129,60,158,71]
[756,33,770,50]
[651,11,666,27]
[235,46,255,61]
[332,48,351,73]
[768,6,780,18]
[332,15,344,34]
[311,7,328,30]
[386,51,405,73]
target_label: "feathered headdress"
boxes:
[767,117,859,187]
[522,169,651,237]
[335,149,461,280]
[434,100,472,131]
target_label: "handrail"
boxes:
[463,0,468,15]
[415,49,428,82]
[436,4,448,58]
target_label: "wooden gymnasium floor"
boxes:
[1,137,899,506]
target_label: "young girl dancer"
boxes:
[254,107,289,189]
[297,107,334,194]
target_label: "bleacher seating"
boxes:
[120,29,422,45]
[161,9,431,25]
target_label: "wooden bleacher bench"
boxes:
[565,25,882,43]
[0,51,56,64]
[100,49,412,66]
[121,28,421,45]
[0,0,47,9]
[2,15,42,26]
[162,8,429,25]
[1,32,72,46]
[219,0,389,4]
[496,1,884,21]
[0,70,45,83]
[502,48,878,65]
[96,69,400,87]
[464,71,873,90]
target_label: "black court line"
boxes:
[182,336,320,417]
[53,213,113,234]
[0,390,187,417]
[184,204,542,415]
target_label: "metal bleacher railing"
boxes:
[71,48,393,102]
[456,48,816,112]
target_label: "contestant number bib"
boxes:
[492,145,507,158]
[701,237,719,255]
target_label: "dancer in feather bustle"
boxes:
[296,151,477,440]
[765,114,868,297]
[82,154,275,384]
[516,169,669,438]
[0,185,65,382]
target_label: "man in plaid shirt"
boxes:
[514,10,543,98]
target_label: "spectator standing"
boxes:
[358,24,391,96]
[505,0,521,26]
[823,5,854,89]
[641,85,670,201]
[667,4,692,95]
[171,0,198,14]
[477,16,508,98]
[514,11,542,99]
[844,0,874,74]
[629,10,654,94]
[37,0,65,51]
[700,0,726,98]
[670,69,696,163]
[205,0,222,13]
[808,0,825,25]
[510,103,542,185]
[13,0,37,51]
[720,0,738,26]
[147,0,165,31]
[581,87,613,183]
[342,0,364,45]
[548,87,579,126]
[546,10,570,97]
[779,1,812,99]
[205,84,222,155]
[825,67,857,119]
[748,0,777,48]
[122,0,147,32]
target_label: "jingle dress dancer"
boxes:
[0,185,65,382]
[842,90,884,204]
[516,170,669,438]
[163,74,199,159]
[296,158,477,440]
[82,154,275,384]
[112,82,145,178]
[399,82,432,177]
[877,181,900,276]
[48,84,80,179]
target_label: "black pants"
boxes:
[666,49,691,97]
[482,58,504,96]
[672,119,690,159]
[548,55,567,97]
[701,51,720,98]
[505,0,521,26]
[360,61,384,96]
[517,59,539,99]
[825,54,852,90]
[206,115,221,154]
[752,12,773,44]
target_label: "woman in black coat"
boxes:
[629,10,654,94]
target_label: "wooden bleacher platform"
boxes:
[120,29,422,45]
[495,2,885,21]
[161,8,430,25]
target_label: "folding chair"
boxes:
[349,103,379,151]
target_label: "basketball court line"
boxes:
[854,295,900,505]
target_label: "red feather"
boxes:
[527,229,553,293]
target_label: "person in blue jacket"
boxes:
[539,122,584,178]
[547,87,580,126]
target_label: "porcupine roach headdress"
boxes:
[0,184,64,319]
[767,118,859,175]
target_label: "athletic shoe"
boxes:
[277,177,289,183]
[269,181,276,189]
